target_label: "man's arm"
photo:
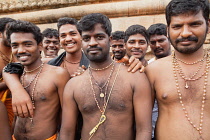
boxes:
[2,72,33,118]
[134,73,152,140]
[59,79,79,140]
[126,56,145,73]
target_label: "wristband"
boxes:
[3,63,24,74]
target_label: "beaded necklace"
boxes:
[64,59,80,64]
[88,63,121,140]
[89,61,114,71]
[21,63,44,126]
[172,51,210,139]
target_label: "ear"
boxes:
[0,32,3,38]
[207,19,210,34]
[38,42,43,52]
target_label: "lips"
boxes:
[65,42,76,48]
[155,48,164,53]
[18,55,30,62]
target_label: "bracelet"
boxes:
[3,63,24,74]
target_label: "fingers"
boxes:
[128,58,139,72]
[16,105,24,118]
[27,102,34,118]
[12,105,18,116]
[139,65,145,73]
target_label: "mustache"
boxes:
[87,46,102,52]
[154,47,164,53]
[131,49,142,53]
[16,53,31,57]
[175,36,198,44]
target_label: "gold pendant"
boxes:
[89,114,106,136]
[100,93,105,98]
[185,81,189,89]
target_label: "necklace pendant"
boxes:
[185,81,189,89]
[100,93,105,98]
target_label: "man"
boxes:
[0,101,11,140]
[4,20,70,140]
[0,17,16,128]
[125,24,149,66]
[147,23,171,64]
[41,28,60,63]
[110,31,127,63]
[146,0,210,139]
[147,23,171,140]
[59,13,152,140]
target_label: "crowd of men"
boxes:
[0,0,209,139]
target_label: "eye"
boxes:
[139,41,146,45]
[71,32,77,36]
[25,43,32,47]
[97,36,104,40]
[60,34,66,38]
[11,44,18,49]
[171,25,182,30]
[44,41,50,44]
[128,40,135,44]
[112,45,117,48]
[118,45,124,48]
[82,36,90,42]
[191,22,202,27]
[150,41,156,45]
[158,39,164,43]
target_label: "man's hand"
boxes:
[71,65,87,78]
[12,89,34,118]
[126,56,145,73]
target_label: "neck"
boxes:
[24,59,43,72]
[0,42,12,56]
[66,50,82,62]
[89,57,113,70]
[174,47,204,63]
[140,58,148,67]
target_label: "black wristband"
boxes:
[3,63,24,74]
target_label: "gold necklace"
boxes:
[0,51,13,63]
[21,63,44,89]
[89,63,115,98]
[24,62,44,73]
[64,59,80,64]
[89,61,114,71]
[88,63,121,140]
[172,53,210,139]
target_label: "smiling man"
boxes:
[146,0,210,139]
[125,25,149,66]
[5,20,69,140]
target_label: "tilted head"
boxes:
[78,13,112,62]
[42,28,60,57]
[147,23,171,59]
[110,31,126,60]
[6,20,43,66]
[125,24,148,60]
[57,17,82,54]
[0,17,15,47]
[166,0,209,54]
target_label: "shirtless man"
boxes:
[125,24,149,66]
[110,31,127,63]
[41,28,60,63]
[59,13,152,140]
[4,20,70,140]
[0,17,15,128]
[0,101,11,140]
[146,0,210,139]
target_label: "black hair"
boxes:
[0,17,15,33]
[42,28,59,39]
[111,31,125,40]
[6,20,43,44]
[166,0,209,26]
[78,13,112,36]
[124,24,149,43]
[57,17,78,31]
[147,23,167,38]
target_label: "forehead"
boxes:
[150,34,168,41]
[10,32,36,43]
[170,10,206,25]
[81,24,107,36]
[127,33,146,41]
[59,24,78,34]
[110,39,124,45]
[43,36,59,41]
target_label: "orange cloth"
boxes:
[12,134,57,140]
[0,89,14,128]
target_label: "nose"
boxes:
[89,37,98,46]
[49,42,54,47]
[17,45,26,54]
[133,42,140,49]
[181,25,192,38]
[155,42,161,47]
[65,35,73,41]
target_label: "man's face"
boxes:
[111,39,126,60]
[59,24,82,54]
[149,34,171,58]
[10,32,42,66]
[42,36,60,57]
[168,11,209,54]
[125,33,148,60]
[82,24,110,62]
